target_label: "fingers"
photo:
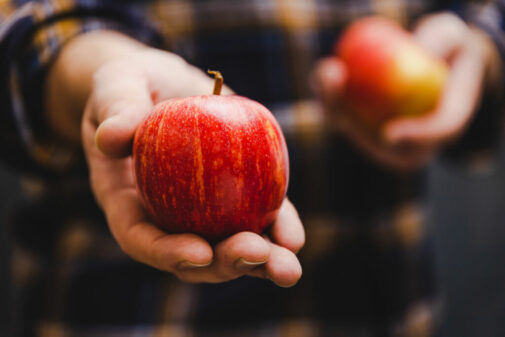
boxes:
[175,232,302,287]
[166,199,306,286]
[173,232,270,283]
[247,240,303,288]
[213,232,270,276]
[85,144,303,285]
[343,117,436,171]
[94,165,302,285]
[155,199,304,285]
[269,199,305,253]
[264,242,303,287]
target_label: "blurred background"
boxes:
[0,140,505,337]
[428,140,505,337]
[0,167,21,337]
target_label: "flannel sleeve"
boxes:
[0,0,161,179]
[440,1,505,170]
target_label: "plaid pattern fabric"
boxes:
[1,1,504,337]
[0,0,162,178]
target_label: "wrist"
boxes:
[45,30,148,144]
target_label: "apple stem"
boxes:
[207,70,223,95]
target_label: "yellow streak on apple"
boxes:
[140,117,158,210]
[264,120,285,204]
[156,111,171,210]
[155,113,167,156]
[229,109,246,211]
[256,154,263,191]
[162,193,168,208]
[193,108,206,207]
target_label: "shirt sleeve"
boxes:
[0,0,162,179]
[440,1,505,171]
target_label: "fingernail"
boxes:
[94,124,105,150]
[268,276,299,288]
[177,260,212,270]
[234,258,267,272]
[276,281,299,288]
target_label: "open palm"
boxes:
[81,48,304,286]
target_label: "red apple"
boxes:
[336,16,448,126]
[132,72,289,241]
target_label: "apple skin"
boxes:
[336,16,449,126]
[133,95,289,241]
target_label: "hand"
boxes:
[313,13,499,171]
[49,31,304,286]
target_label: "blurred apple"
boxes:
[336,16,448,126]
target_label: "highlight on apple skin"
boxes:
[133,94,289,241]
[336,16,449,126]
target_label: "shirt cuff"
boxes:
[0,2,161,178]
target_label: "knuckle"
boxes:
[214,260,241,280]
[116,237,136,261]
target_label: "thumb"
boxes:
[92,63,154,158]
[311,57,347,107]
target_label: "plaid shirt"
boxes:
[1,1,504,337]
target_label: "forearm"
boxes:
[44,31,148,145]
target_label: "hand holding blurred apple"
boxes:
[313,13,496,170]
[336,16,448,127]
